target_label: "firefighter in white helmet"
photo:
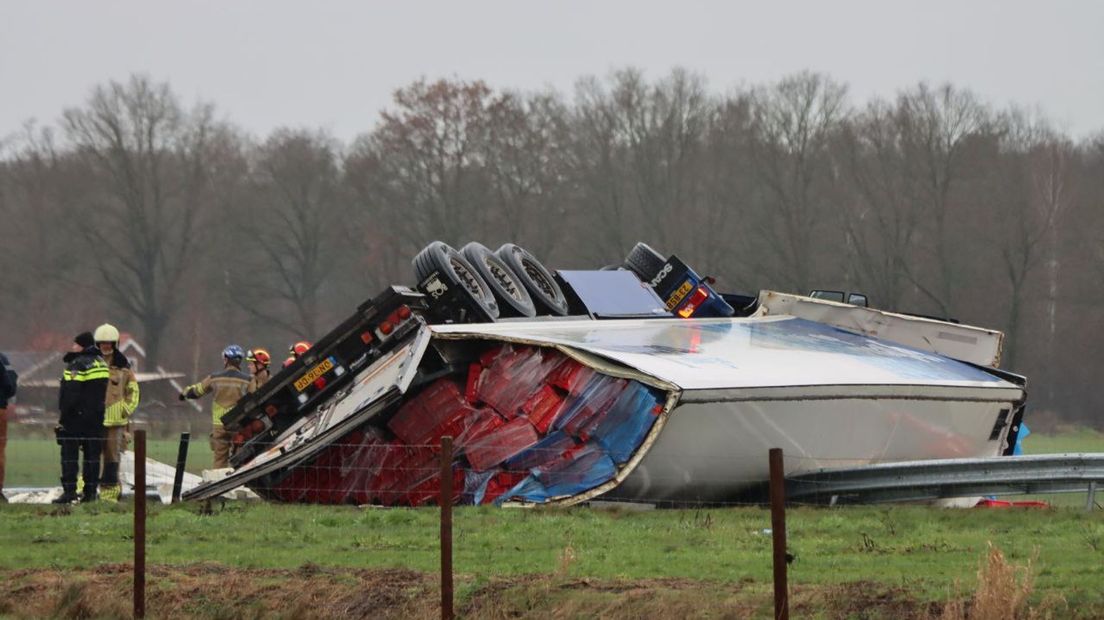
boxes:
[94,323,139,502]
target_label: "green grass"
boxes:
[0,502,1101,610]
[3,438,211,488]
[1023,427,1104,455]
[1019,427,1104,507]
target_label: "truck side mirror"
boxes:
[809,290,845,303]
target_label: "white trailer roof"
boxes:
[431,316,1021,394]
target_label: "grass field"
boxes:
[1,501,1103,617]
[2,437,212,488]
[1,427,1101,617]
[1022,426,1104,454]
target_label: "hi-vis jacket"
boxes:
[103,350,140,427]
[183,367,251,427]
[58,347,110,433]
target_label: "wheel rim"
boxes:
[450,256,488,301]
[484,257,526,303]
[522,258,558,302]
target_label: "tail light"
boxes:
[376,305,412,339]
[232,433,245,446]
[265,404,278,417]
[360,330,375,344]
[250,419,265,433]
[677,286,712,318]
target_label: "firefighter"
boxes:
[289,341,311,359]
[54,332,110,504]
[180,345,250,468]
[247,348,272,393]
[94,323,139,503]
[282,341,311,369]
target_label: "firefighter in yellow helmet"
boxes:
[246,348,272,393]
[94,323,139,502]
[180,345,250,469]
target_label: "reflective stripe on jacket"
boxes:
[104,359,139,427]
[184,367,251,426]
[58,347,110,432]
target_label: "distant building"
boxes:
[5,334,192,426]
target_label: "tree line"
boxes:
[1,70,1102,427]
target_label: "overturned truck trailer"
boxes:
[184,243,1026,506]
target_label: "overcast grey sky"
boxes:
[2,1,1103,142]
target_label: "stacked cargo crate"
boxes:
[270,344,664,506]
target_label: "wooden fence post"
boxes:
[134,429,147,619]
[769,447,789,620]
[439,436,454,620]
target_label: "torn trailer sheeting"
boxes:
[184,316,1024,506]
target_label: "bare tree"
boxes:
[747,71,849,292]
[483,90,572,260]
[985,112,1072,369]
[568,68,714,264]
[838,101,926,310]
[229,128,345,338]
[61,75,222,366]
[894,83,991,317]
[352,79,499,255]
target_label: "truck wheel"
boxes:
[624,242,667,282]
[413,241,499,319]
[495,244,569,316]
[461,242,536,317]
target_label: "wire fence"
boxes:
[5,431,1098,507]
[2,429,1100,619]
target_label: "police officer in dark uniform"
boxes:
[53,331,110,504]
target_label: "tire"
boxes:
[461,242,536,317]
[412,241,499,319]
[624,242,667,282]
[495,244,569,316]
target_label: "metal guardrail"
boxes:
[787,453,1104,508]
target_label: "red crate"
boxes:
[521,384,566,434]
[455,408,506,450]
[547,360,594,395]
[402,467,465,507]
[466,417,539,472]
[367,442,436,505]
[478,344,505,368]
[388,379,471,445]
[464,362,483,404]
[481,470,528,504]
[476,346,566,417]
[560,378,628,439]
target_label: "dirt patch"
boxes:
[0,565,438,619]
[0,566,944,619]
[791,581,927,619]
